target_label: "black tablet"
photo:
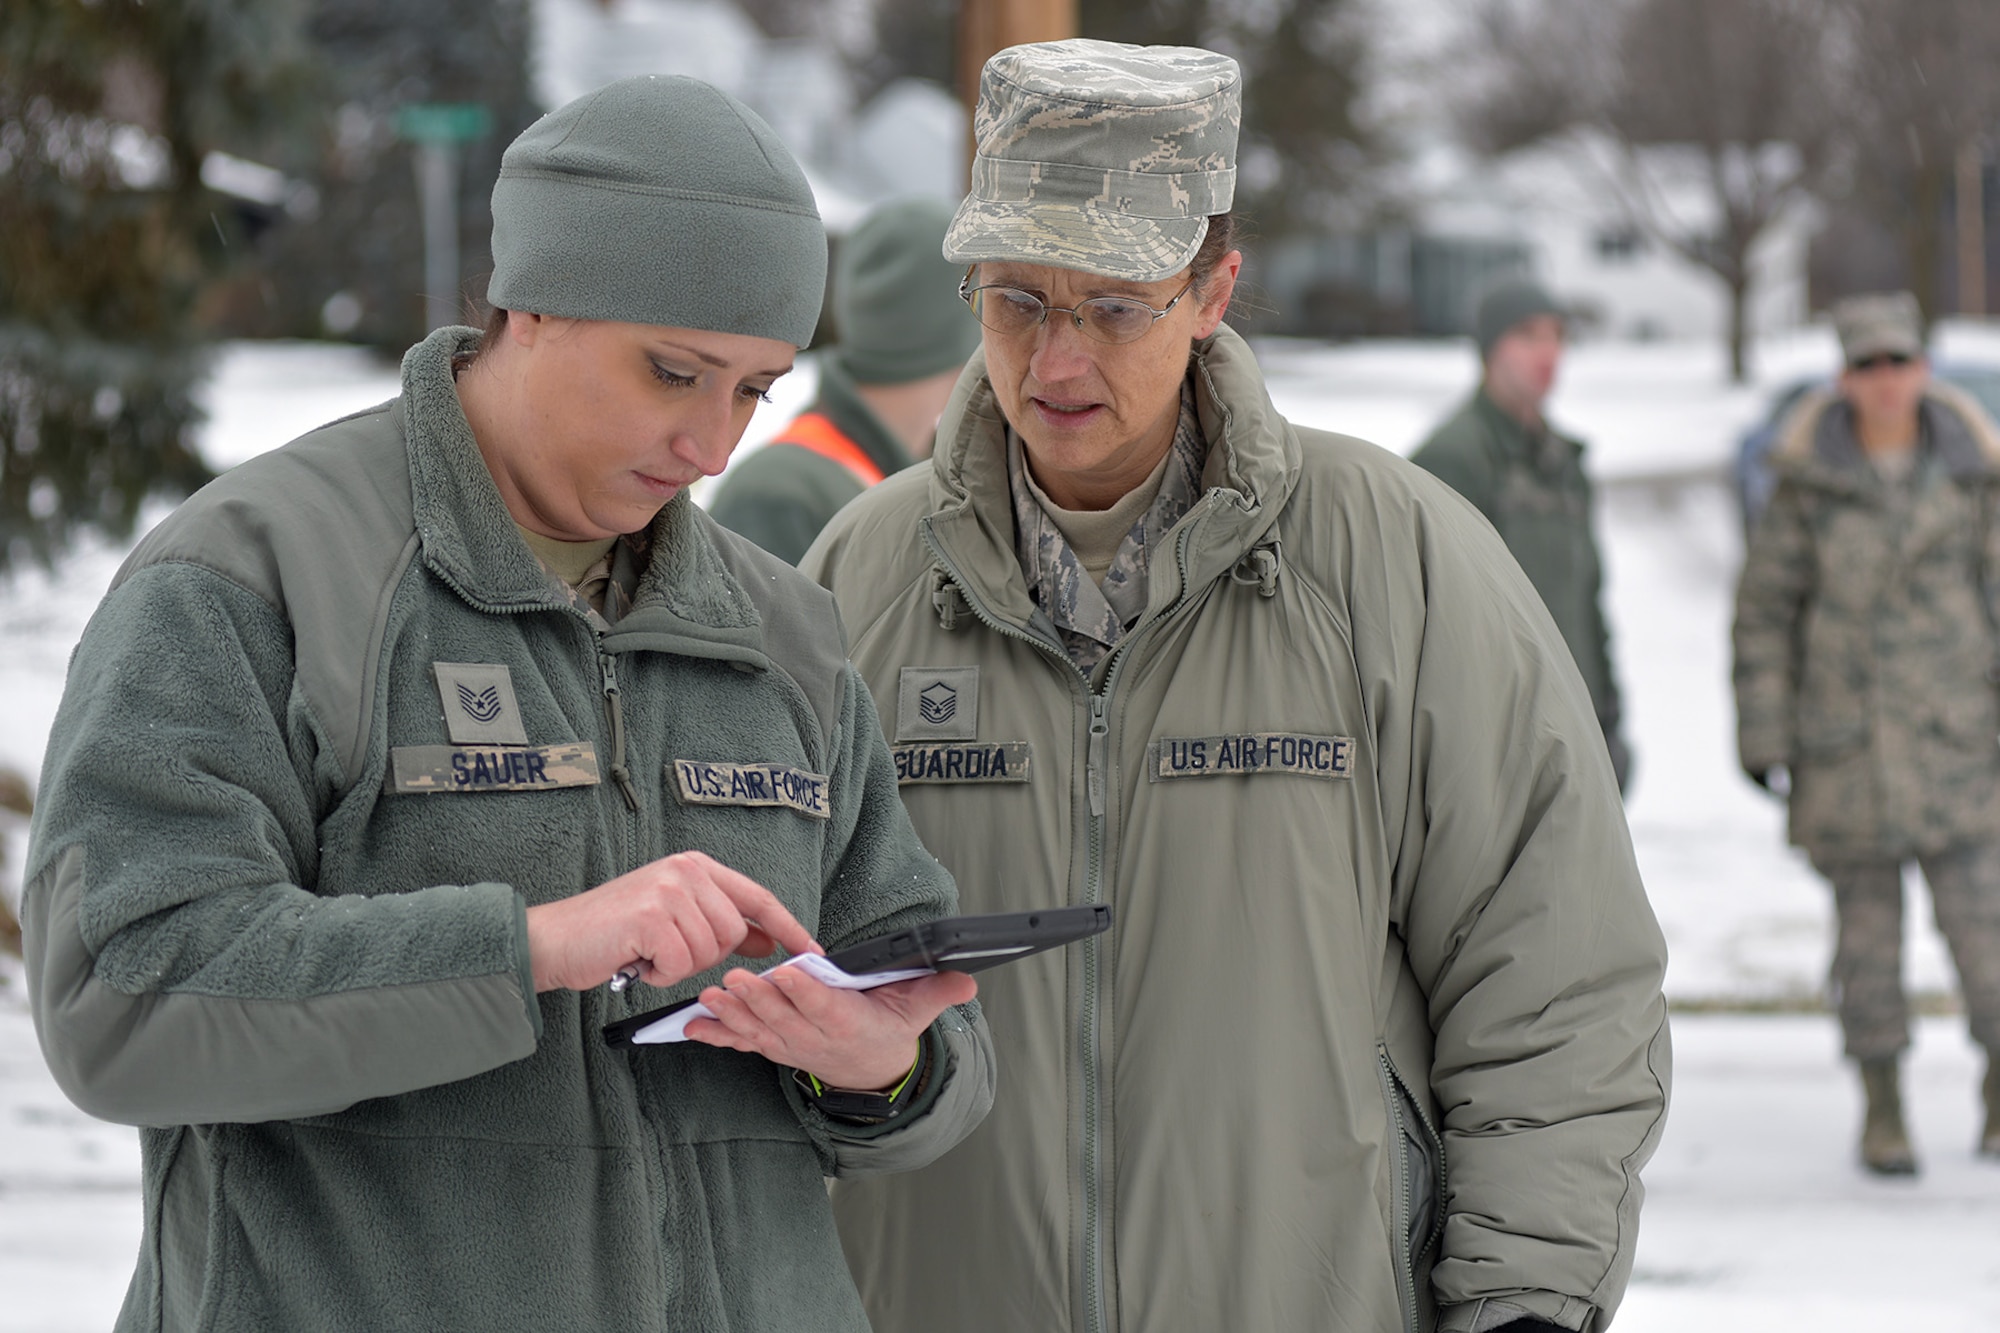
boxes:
[603,904,1111,1049]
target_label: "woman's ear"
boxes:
[1194,250,1243,337]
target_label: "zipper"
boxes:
[1377,1044,1448,1333]
[1079,688,1112,1333]
[922,504,1215,1333]
[597,644,640,814]
[1379,1047,1419,1333]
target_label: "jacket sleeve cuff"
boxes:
[510,892,543,1044]
[785,1001,996,1172]
[1438,1293,1596,1333]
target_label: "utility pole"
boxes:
[957,0,1078,184]
[1958,139,1987,318]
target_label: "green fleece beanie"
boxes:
[487,76,826,347]
[830,197,981,385]
[1474,275,1566,359]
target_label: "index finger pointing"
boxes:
[700,857,822,958]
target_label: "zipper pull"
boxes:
[1087,694,1109,818]
[598,650,639,812]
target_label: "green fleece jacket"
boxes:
[22,327,994,1333]
[803,328,1669,1333]
[1410,391,1629,790]
[710,358,918,564]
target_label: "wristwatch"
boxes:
[794,1040,928,1124]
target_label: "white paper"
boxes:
[627,952,936,1044]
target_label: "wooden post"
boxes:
[957,0,1079,186]
[1957,139,1986,317]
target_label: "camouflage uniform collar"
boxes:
[919,325,1295,639]
[1007,378,1206,674]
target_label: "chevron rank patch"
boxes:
[896,665,980,741]
[433,662,529,746]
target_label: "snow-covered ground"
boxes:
[4,326,2000,1328]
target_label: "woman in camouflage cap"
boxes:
[806,36,1668,1333]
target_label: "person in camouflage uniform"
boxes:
[807,38,1668,1333]
[1733,290,2000,1174]
[1410,277,1630,790]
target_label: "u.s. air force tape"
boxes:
[891,741,1031,785]
[389,742,601,793]
[1150,733,1354,781]
[671,759,831,820]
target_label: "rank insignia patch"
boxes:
[896,665,980,741]
[432,662,529,746]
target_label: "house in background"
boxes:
[1248,133,1815,346]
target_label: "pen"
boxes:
[609,964,641,993]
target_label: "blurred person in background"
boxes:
[1410,278,1631,792]
[805,38,1669,1333]
[710,196,980,563]
[22,75,992,1332]
[1733,289,2000,1175]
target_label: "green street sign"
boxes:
[396,103,492,144]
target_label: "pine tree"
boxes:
[0,0,306,569]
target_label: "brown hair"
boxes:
[1190,212,1239,296]
[450,304,511,374]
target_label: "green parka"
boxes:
[710,358,918,564]
[1732,383,2000,859]
[22,328,994,1333]
[1409,391,1629,788]
[802,327,1670,1333]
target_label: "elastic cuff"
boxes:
[509,891,543,1043]
[1438,1292,1595,1333]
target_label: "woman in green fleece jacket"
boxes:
[22,76,992,1332]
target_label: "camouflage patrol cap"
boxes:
[945,38,1240,283]
[1832,291,1925,366]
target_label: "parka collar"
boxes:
[1772,381,2000,495]
[398,326,768,665]
[921,323,1298,629]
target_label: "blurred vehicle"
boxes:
[1735,362,2000,535]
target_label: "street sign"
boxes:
[395,103,491,144]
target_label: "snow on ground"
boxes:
[5,326,2000,1327]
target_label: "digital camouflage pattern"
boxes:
[1815,844,2000,1060]
[1733,382,2000,858]
[945,39,1240,282]
[1008,380,1205,676]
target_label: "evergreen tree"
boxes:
[0,0,304,569]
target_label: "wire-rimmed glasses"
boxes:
[958,269,1195,345]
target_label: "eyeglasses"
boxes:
[958,269,1196,345]
[1849,352,1916,372]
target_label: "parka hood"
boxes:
[1771,379,2000,492]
